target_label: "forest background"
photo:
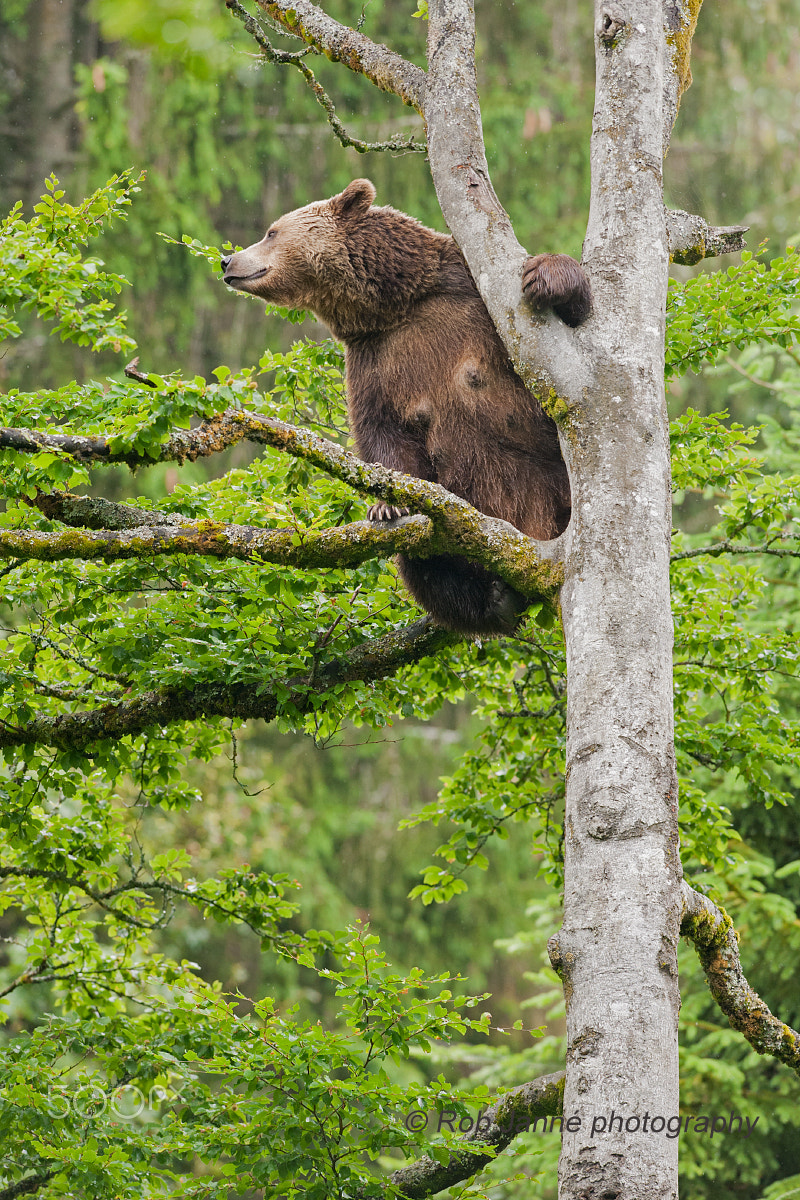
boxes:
[1,0,800,1197]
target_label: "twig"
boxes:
[0,864,287,939]
[227,0,313,63]
[723,355,783,392]
[227,0,426,153]
[671,539,800,563]
[0,626,128,685]
[254,0,427,113]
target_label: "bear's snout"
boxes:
[219,249,269,290]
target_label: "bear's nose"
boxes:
[220,254,232,273]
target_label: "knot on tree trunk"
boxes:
[597,10,626,44]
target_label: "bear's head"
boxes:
[221,179,377,313]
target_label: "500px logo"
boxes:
[45,1080,187,1121]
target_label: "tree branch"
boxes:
[681,882,800,1075]
[666,208,748,264]
[254,0,427,113]
[0,513,437,571]
[0,1173,57,1200]
[0,408,287,469]
[0,618,460,753]
[723,354,784,391]
[0,863,286,939]
[390,1073,564,1199]
[0,959,63,1001]
[2,411,566,593]
[33,492,189,530]
[226,0,425,153]
[671,539,800,563]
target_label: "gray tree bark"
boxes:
[248,0,709,1193]
[552,3,681,1194]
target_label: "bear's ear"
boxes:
[329,179,376,220]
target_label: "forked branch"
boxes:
[391,878,800,1200]
[391,886,800,1200]
[387,875,800,1195]
[424,0,584,401]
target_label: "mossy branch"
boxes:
[681,882,800,1075]
[2,411,566,594]
[0,619,459,753]
[226,0,425,153]
[389,1073,564,1199]
[666,208,748,264]
[253,0,427,113]
[1,512,437,571]
[33,493,189,531]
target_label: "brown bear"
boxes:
[221,179,591,634]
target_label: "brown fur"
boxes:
[222,180,591,634]
[522,253,593,327]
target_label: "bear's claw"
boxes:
[368,502,410,522]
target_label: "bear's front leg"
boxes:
[522,253,592,328]
[352,417,433,524]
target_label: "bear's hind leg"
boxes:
[398,554,526,636]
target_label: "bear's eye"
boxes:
[266,228,277,240]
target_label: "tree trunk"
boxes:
[426,1,684,1195]
[551,2,682,1193]
[23,0,77,205]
